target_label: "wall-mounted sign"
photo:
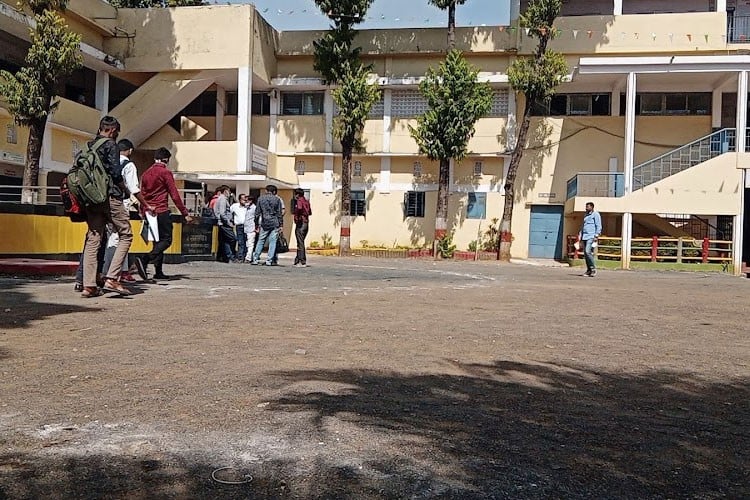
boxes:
[251,144,268,174]
[6,124,17,145]
[0,150,24,165]
[538,193,556,199]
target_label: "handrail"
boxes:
[633,128,735,170]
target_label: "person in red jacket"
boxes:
[136,147,193,280]
[292,188,312,267]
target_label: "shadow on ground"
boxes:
[0,280,100,329]
[0,361,747,499]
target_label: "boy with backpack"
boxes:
[79,116,134,297]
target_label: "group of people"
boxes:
[75,116,193,298]
[211,184,312,268]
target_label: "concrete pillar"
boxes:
[613,0,622,15]
[383,89,391,153]
[717,0,727,13]
[379,157,391,193]
[733,169,746,275]
[736,71,748,153]
[621,212,633,270]
[611,83,621,117]
[95,70,109,116]
[510,0,520,24]
[507,90,517,150]
[236,66,252,173]
[712,88,723,129]
[323,156,334,193]
[324,89,334,153]
[235,181,251,197]
[268,90,278,153]
[216,85,226,141]
[623,72,636,194]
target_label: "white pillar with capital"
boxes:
[236,66,252,173]
[613,0,622,16]
[717,0,727,13]
[736,70,748,154]
[95,70,109,116]
[621,71,637,270]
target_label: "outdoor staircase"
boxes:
[633,128,737,189]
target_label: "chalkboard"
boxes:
[181,222,214,257]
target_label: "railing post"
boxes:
[702,237,710,264]
[677,237,683,264]
[651,236,658,262]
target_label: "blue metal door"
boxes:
[528,205,564,259]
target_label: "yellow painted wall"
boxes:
[50,129,93,165]
[276,116,326,153]
[0,115,28,158]
[390,119,419,154]
[252,11,277,84]
[172,141,238,173]
[467,117,509,153]
[50,98,101,135]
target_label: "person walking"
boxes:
[80,116,134,297]
[250,184,283,266]
[137,147,193,280]
[243,195,258,263]
[578,202,602,277]
[214,185,237,262]
[230,193,248,261]
[292,188,311,267]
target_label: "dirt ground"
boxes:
[0,256,748,499]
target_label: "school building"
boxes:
[1,0,749,273]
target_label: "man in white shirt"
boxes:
[230,194,248,261]
[243,195,257,263]
[103,139,154,281]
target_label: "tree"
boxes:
[428,0,467,49]
[313,0,378,255]
[0,0,81,204]
[409,49,492,249]
[498,0,567,261]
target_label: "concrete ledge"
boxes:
[0,258,78,276]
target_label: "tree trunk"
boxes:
[339,143,353,256]
[448,3,456,49]
[498,99,532,261]
[22,117,46,204]
[434,157,450,258]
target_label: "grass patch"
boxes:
[568,259,732,273]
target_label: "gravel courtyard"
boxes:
[1,257,748,499]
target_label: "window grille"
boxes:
[350,190,366,216]
[391,90,429,117]
[413,161,422,178]
[353,161,362,177]
[473,161,483,177]
[295,160,306,175]
[404,191,425,217]
[489,90,509,116]
[281,92,324,115]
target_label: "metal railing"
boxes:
[632,128,735,190]
[728,15,750,43]
[566,172,624,199]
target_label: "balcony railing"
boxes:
[633,128,735,189]
[729,15,750,43]
[566,172,624,200]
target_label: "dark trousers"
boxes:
[218,225,236,262]
[235,224,246,260]
[295,222,308,264]
[143,212,173,274]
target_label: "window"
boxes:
[413,161,422,178]
[531,94,611,116]
[353,161,362,177]
[335,96,384,118]
[466,192,487,219]
[489,90,509,116]
[281,92,324,115]
[6,124,17,144]
[473,161,483,177]
[619,93,712,116]
[350,190,366,216]
[251,92,271,115]
[225,92,238,115]
[183,91,217,116]
[404,191,426,217]
[295,160,306,175]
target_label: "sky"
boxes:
[242,0,511,31]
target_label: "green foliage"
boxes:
[24,0,68,14]
[332,63,380,151]
[468,240,478,252]
[508,0,567,102]
[409,50,492,163]
[313,0,373,84]
[436,233,456,258]
[309,241,321,249]
[428,0,467,9]
[321,233,334,248]
[0,9,81,127]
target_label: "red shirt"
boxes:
[293,196,311,224]
[140,161,189,216]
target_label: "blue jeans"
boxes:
[253,227,278,264]
[583,239,596,272]
[235,224,246,260]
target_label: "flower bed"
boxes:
[453,251,498,261]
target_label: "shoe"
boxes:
[74,282,83,292]
[120,272,137,283]
[96,273,105,288]
[103,279,132,295]
[134,257,148,280]
[81,286,102,298]
[152,273,170,280]
[589,270,597,277]
[294,263,307,268]
[250,261,259,265]
[582,270,592,277]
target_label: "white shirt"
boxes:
[230,202,247,226]
[244,204,256,233]
[120,154,139,210]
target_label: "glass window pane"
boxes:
[641,94,663,114]
[591,94,610,115]
[282,93,302,115]
[665,93,688,114]
[687,93,711,115]
[568,94,590,115]
[466,192,486,219]
[549,95,567,115]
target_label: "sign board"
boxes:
[251,144,268,173]
[181,222,214,257]
[538,192,557,199]
[0,150,24,166]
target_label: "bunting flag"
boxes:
[586,30,593,39]
[524,27,531,36]
[651,32,657,41]
[634,32,639,39]
[687,34,692,42]
[705,34,710,43]
[668,33,674,43]
[572,29,579,39]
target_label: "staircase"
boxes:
[633,128,736,189]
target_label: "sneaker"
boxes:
[103,279,132,295]
[134,257,148,280]
[74,282,83,292]
[589,270,597,277]
[250,260,259,265]
[152,273,171,280]
[582,270,592,277]
[120,272,137,283]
